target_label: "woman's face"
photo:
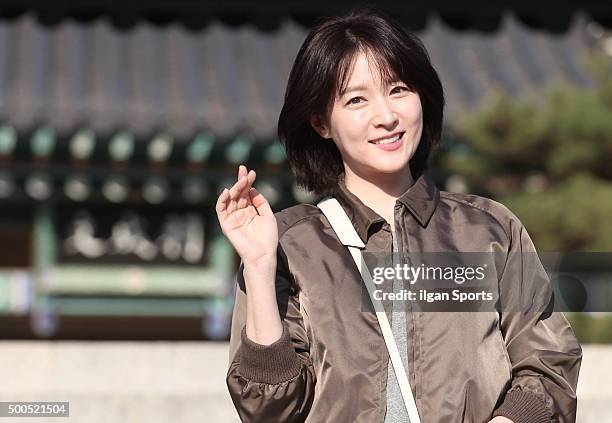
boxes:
[311,50,423,180]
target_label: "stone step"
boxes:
[0,341,609,422]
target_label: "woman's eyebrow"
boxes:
[341,84,367,96]
[341,81,404,96]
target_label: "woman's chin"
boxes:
[369,158,412,173]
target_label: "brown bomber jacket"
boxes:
[226,171,582,423]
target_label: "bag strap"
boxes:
[317,197,422,423]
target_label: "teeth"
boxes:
[371,133,402,145]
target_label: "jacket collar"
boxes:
[331,171,440,243]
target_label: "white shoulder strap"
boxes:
[317,197,422,423]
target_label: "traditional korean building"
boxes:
[0,2,609,339]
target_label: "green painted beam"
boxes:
[44,265,227,297]
[48,296,207,317]
[33,206,56,271]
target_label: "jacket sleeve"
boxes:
[226,243,316,423]
[492,215,582,423]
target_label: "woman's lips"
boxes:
[369,132,404,151]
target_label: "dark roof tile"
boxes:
[0,13,596,139]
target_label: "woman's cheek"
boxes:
[348,109,366,126]
[353,111,371,136]
[404,97,423,124]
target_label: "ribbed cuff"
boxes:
[492,389,553,423]
[238,323,302,384]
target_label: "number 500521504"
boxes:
[1,402,69,417]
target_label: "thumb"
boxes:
[248,187,273,216]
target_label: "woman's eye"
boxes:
[347,97,364,105]
[391,86,409,94]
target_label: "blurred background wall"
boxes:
[0,1,611,421]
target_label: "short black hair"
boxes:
[278,7,445,196]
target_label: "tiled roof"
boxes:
[0,13,598,141]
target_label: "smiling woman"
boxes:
[310,52,423,175]
[277,12,443,199]
[218,6,581,423]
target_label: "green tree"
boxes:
[440,54,612,252]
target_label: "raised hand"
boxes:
[215,164,279,268]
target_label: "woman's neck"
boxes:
[343,166,416,232]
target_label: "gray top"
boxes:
[384,232,411,422]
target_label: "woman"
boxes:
[215,8,581,423]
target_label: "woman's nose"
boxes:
[371,99,398,128]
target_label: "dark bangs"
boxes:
[334,46,402,111]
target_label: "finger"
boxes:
[237,170,257,209]
[249,187,273,216]
[238,164,247,181]
[215,188,230,219]
[227,175,251,214]
[246,169,256,187]
[228,175,248,201]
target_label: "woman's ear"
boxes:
[309,115,331,139]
